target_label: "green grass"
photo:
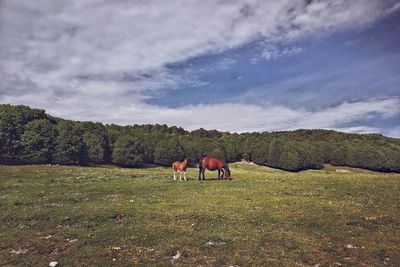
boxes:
[0,163,399,266]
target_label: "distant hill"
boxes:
[1,104,399,172]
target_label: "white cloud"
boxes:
[4,90,399,135]
[257,45,304,61]
[294,98,400,129]
[1,1,397,87]
[331,126,382,135]
[1,0,399,134]
[387,2,400,14]
[385,126,400,138]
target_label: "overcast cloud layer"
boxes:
[1,0,400,136]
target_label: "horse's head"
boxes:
[224,166,231,179]
[183,158,189,165]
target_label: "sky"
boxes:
[1,0,400,136]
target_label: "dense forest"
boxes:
[1,104,399,172]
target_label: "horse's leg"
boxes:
[173,169,177,180]
[201,169,205,182]
[221,169,225,180]
[179,170,182,181]
[199,167,203,181]
[218,170,221,180]
[184,171,187,181]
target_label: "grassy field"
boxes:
[0,163,399,266]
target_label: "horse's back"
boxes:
[201,157,223,170]
[173,160,188,171]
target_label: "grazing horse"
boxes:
[172,158,189,181]
[199,157,231,181]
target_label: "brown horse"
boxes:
[199,157,231,181]
[172,158,189,181]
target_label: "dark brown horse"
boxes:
[199,157,231,181]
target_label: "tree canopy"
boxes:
[1,104,400,172]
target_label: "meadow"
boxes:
[0,163,399,266]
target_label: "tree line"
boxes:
[1,104,399,172]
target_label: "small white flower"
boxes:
[172,251,181,261]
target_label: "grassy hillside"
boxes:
[1,164,399,266]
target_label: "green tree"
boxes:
[154,138,185,166]
[191,128,210,138]
[81,122,110,164]
[267,139,284,168]
[112,135,145,167]
[180,136,200,166]
[0,105,48,164]
[267,139,322,171]
[208,147,226,161]
[330,143,349,166]
[1,103,400,173]
[281,150,301,171]
[20,119,57,164]
[252,139,271,165]
[54,121,87,165]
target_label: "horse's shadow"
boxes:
[169,177,233,181]
[196,177,233,181]
[201,177,232,181]
[203,177,220,181]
